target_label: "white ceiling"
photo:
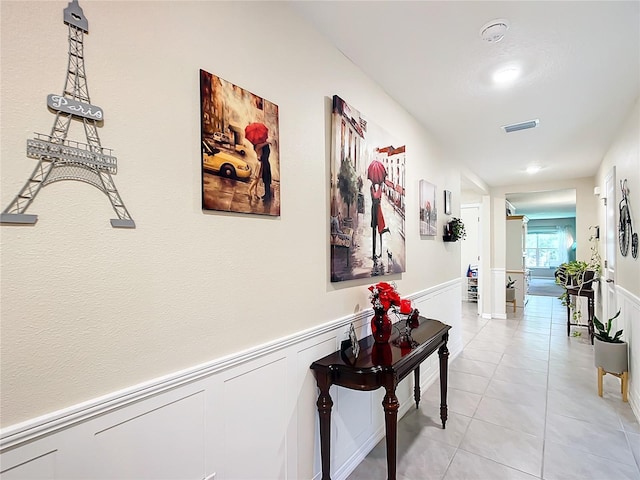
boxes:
[289,1,640,188]
[506,189,576,219]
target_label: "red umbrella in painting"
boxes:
[367,160,387,185]
[244,122,269,146]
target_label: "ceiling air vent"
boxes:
[502,119,539,133]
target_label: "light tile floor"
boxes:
[347,295,640,480]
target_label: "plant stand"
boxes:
[597,367,628,402]
[565,287,595,344]
[506,287,516,313]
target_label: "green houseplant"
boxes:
[593,309,623,344]
[555,229,602,320]
[593,310,628,401]
[556,260,596,321]
[443,217,466,242]
[556,261,595,288]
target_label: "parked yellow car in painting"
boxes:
[202,142,251,180]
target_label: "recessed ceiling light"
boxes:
[493,67,520,84]
[480,19,510,43]
[527,165,541,174]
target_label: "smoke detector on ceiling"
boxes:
[480,19,510,43]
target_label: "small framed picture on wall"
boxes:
[444,190,452,215]
[419,180,437,236]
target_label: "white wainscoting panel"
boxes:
[0,450,57,480]
[491,268,507,319]
[93,391,206,480]
[221,357,288,480]
[295,337,338,480]
[618,286,640,420]
[0,280,462,480]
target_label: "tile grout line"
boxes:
[457,302,547,478]
[540,295,554,479]
[356,298,639,479]
[544,297,640,475]
[440,305,501,480]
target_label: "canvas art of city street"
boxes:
[200,69,280,216]
[330,95,406,282]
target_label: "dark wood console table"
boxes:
[310,317,451,480]
[565,287,595,344]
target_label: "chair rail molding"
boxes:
[1,279,462,480]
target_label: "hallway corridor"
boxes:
[348,296,640,480]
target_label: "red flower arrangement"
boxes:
[368,281,402,312]
[368,282,419,347]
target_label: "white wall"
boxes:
[460,205,479,302]
[484,178,598,317]
[491,178,598,264]
[460,206,479,277]
[596,99,640,299]
[595,99,640,417]
[0,0,463,471]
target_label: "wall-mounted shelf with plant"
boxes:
[443,217,466,242]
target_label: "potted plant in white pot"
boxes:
[506,276,517,302]
[593,309,628,401]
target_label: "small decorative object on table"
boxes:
[393,308,420,350]
[348,323,360,358]
[340,323,360,364]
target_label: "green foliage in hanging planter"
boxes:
[444,217,466,242]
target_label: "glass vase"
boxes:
[371,307,392,344]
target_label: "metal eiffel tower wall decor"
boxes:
[1,0,135,228]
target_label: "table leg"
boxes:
[597,367,604,397]
[382,388,399,480]
[414,366,421,409]
[316,379,333,480]
[438,337,449,429]
[566,299,571,336]
[588,296,595,345]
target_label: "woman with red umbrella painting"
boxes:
[245,122,272,201]
[368,160,390,261]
